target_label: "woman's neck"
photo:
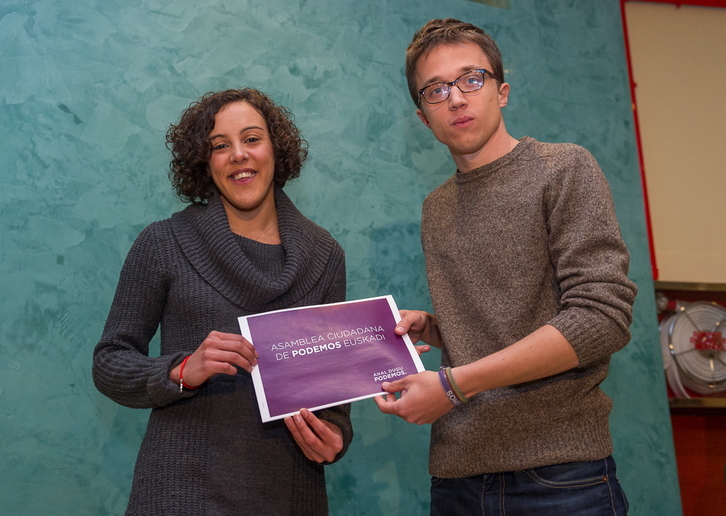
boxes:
[222,197,281,244]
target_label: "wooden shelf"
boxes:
[669,397,726,414]
[655,281,726,293]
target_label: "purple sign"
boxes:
[238,295,424,422]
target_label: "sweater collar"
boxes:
[455,136,534,183]
[170,187,335,312]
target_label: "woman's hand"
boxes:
[284,409,344,463]
[170,331,258,387]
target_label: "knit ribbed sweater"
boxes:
[93,187,352,515]
[422,137,637,477]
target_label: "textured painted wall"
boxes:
[0,0,680,514]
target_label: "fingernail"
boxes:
[381,382,389,389]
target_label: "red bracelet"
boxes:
[179,355,200,392]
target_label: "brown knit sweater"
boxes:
[422,137,637,477]
[93,187,352,515]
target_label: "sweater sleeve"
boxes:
[92,223,193,409]
[544,146,637,366]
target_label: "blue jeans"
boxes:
[430,456,628,516]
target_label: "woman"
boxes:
[93,89,352,515]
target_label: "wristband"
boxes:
[445,366,468,404]
[438,367,461,406]
[179,355,200,392]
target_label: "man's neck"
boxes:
[454,131,519,173]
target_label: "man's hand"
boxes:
[374,370,453,424]
[396,310,442,349]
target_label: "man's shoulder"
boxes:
[423,174,457,206]
[518,138,601,181]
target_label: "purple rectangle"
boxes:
[239,296,423,421]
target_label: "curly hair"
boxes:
[166,88,308,203]
[405,18,504,107]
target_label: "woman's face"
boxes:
[208,101,276,221]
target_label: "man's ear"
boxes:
[498,82,511,108]
[416,108,431,128]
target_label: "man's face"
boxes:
[414,42,510,171]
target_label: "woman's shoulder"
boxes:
[294,214,345,262]
[277,189,341,245]
[125,213,186,263]
[134,216,175,242]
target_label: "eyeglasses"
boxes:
[418,69,502,105]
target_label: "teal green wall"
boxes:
[0,0,681,514]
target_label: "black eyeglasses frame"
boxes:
[418,69,503,106]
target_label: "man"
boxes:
[375,18,636,515]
